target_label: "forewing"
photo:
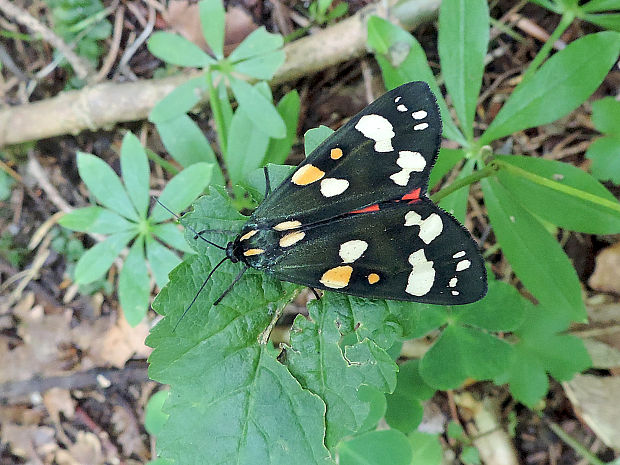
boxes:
[262,199,487,304]
[252,81,442,225]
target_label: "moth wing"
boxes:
[263,199,487,304]
[252,81,442,225]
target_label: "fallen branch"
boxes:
[0,0,440,147]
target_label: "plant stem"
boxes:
[520,11,574,83]
[206,71,227,157]
[146,149,179,175]
[546,420,607,465]
[430,163,498,203]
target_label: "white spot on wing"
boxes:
[397,104,408,112]
[339,240,368,263]
[456,260,471,271]
[414,122,429,131]
[395,96,402,103]
[449,277,458,288]
[390,151,426,186]
[355,114,395,152]
[320,178,349,197]
[452,290,460,296]
[412,110,427,119]
[404,211,443,244]
[406,249,435,296]
[453,251,466,259]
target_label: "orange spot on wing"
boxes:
[401,187,421,202]
[330,148,343,160]
[350,204,380,214]
[292,164,325,185]
[320,266,353,289]
[368,273,380,284]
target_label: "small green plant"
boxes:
[307,0,348,26]
[59,132,212,325]
[586,97,620,184]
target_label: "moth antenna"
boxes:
[173,256,229,332]
[152,196,226,251]
[263,166,272,198]
[193,228,238,240]
[213,265,249,306]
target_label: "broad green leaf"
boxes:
[357,386,387,433]
[586,135,620,184]
[367,16,465,144]
[147,31,214,67]
[460,446,481,465]
[120,132,150,218]
[501,344,550,407]
[77,152,139,221]
[385,360,435,433]
[74,231,135,284]
[495,155,620,233]
[245,164,295,202]
[419,324,512,389]
[150,162,213,223]
[233,50,285,80]
[145,236,181,289]
[118,236,151,326]
[480,31,620,145]
[305,126,334,156]
[338,430,412,465]
[481,178,586,320]
[582,0,620,12]
[152,223,194,254]
[592,96,620,136]
[428,148,465,189]
[438,159,474,223]
[149,76,208,124]
[229,27,283,62]
[144,390,169,436]
[264,90,300,165]
[229,77,286,138]
[438,0,489,140]
[386,302,447,340]
[409,432,443,465]
[59,206,135,234]
[226,108,270,185]
[199,0,225,59]
[585,13,620,31]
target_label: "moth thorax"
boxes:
[226,242,239,263]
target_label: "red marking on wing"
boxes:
[401,187,421,201]
[350,204,380,214]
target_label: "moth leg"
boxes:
[264,166,272,198]
[213,265,249,305]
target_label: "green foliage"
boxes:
[307,0,348,25]
[59,133,213,326]
[531,0,620,31]
[0,169,14,201]
[587,97,620,184]
[144,390,170,436]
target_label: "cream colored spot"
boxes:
[320,266,353,289]
[240,230,258,241]
[368,273,380,284]
[414,122,429,131]
[320,178,349,197]
[274,220,301,231]
[452,290,460,296]
[412,110,427,120]
[355,114,395,152]
[330,148,343,160]
[243,248,264,257]
[339,240,368,263]
[404,211,443,244]
[406,249,435,296]
[279,231,305,248]
[449,277,458,288]
[456,260,471,271]
[292,164,325,185]
[395,96,402,103]
[390,151,426,186]
[453,251,466,259]
[397,104,408,112]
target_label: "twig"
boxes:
[93,4,125,83]
[0,0,93,80]
[115,3,156,79]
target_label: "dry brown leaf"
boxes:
[2,423,56,461]
[589,242,620,294]
[55,431,104,465]
[112,405,148,457]
[43,388,75,424]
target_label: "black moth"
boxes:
[189,81,487,310]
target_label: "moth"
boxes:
[190,81,487,308]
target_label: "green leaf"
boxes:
[199,0,225,59]
[226,108,270,185]
[438,159,474,223]
[144,390,169,436]
[585,13,620,31]
[480,31,620,145]
[460,446,481,465]
[586,135,620,184]
[420,324,512,389]
[366,16,465,144]
[74,231,135,284]
[592,96,620,136]
[495,155,620,234]
[338,430,412,465]
[145,236,181,289]
[77,152,139,221]
[408,432,443,465]
[385,360,435,433]
[582,0,620,13]
[147,31,214,67]
[429,148,465,189]
[229,27,284,62]
[387,302,447,340]
[264,90,301,165]
[118,236,151,326]
[150,163,213,223]
[234,50,285,80]
[245,164,296,202]
[481,178,586,320]
[438,0,489,140]
[152,223,194,254]
[304,126,334,156]
[356,386,387,433]
[149,76,208,124]
[59,206,135,234]
[120,132,150,218]
[229,77,286,138]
